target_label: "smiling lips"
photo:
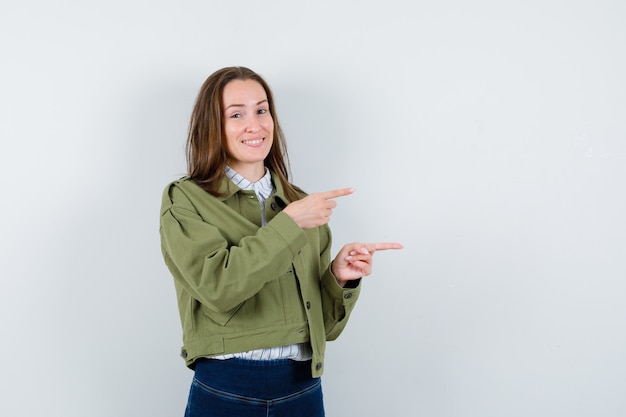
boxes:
[242,138,264,146]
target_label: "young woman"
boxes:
[160,66,402,417]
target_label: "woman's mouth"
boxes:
[242,138,264,145]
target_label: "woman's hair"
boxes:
[186,66,302,202]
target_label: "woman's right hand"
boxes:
[282,187,354,229]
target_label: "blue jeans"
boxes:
[184,358,325,417]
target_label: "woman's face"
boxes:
[222,79,274,180]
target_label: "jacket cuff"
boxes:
[322,268,361,306]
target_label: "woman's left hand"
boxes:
[331,242,403,287]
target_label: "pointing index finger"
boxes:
[321,187,355,200]
[371,242,404,251]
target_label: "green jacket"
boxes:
[159,173,361,377]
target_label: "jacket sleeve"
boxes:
[160,183,308,313]
[317,225,362,341]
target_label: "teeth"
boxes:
[243,139,263,145]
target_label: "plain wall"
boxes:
[1,1,625,416]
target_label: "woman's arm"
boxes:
[160,183,308,313]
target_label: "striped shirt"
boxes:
[210,167,312,361]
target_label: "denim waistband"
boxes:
[192,358,316,400]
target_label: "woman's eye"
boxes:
[258,108,268,115]
[230,113,242,119]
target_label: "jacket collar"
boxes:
[217,170,289,208]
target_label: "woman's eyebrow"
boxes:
[224,99,268,110]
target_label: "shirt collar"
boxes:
[225,166,273,201]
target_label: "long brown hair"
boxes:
[186,66,302,202]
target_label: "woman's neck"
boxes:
[228,163,266,183]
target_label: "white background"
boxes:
[1,1,625,416]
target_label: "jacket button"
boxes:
[271,202,278,210]
[316,362,323,371]
[306,301,311,309]
[344,293,353,299]
[181,349,188,359]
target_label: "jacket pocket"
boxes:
[201,303,244,327]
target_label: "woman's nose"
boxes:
[245,118,261,132]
